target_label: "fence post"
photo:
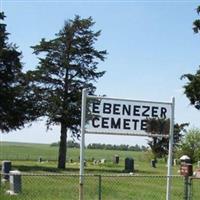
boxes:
[188,177,192,200]
[184,176,189,200]
[98,175,102,200]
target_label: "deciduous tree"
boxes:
[177,128,200,163]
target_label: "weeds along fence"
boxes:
[1,173,195,200]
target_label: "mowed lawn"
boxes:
[0,142,197,200]
[0,141,177,174]
[0,174,185,200]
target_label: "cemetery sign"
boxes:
[86,96,172,136]
[79,89,175,200]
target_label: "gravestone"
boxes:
[113,155,119,164]
[101,159,106,164]
[2,160,12,181]
[38,156,42,163]
[124,157,134,173]
[151,159,156,168]
[10,170,21,194]
[173,159,178,166]
[180,155,191,164]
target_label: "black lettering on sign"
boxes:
[132,119,139,130]
[111,118,121,129]
[92,117,100,128]
[142,106,150,117]
[113,104,121,115]
[101,117,109,128]
[103,103,112,114]
[152,106,158,117]
[92,102,100,114]
[123,119,131,130]
[160,107,167,118]
[122,104,131,116]
[141,120,147,131]
[133,105,141,116]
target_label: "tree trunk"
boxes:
[58,122,67,169]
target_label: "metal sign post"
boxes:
[79,89,175,200]
[79,89,87,200]
[166,97,175,200]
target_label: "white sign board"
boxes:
[86,97,172,136]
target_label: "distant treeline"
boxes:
[50,141,148,151]
[87,143,148,151]
[50,140,80,148]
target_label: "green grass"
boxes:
[0,174,186,200]
[0,141,173,175]
[0,142,59,161]
[0,141,146,162]
[0,142,198,200]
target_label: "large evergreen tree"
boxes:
[0,12,38,132]
[28,16,107,169]
[181,6,200,109]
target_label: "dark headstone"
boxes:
[124,157,134,173]
[2,160,12,181]
[151,159,156,168]
[38,157,42,163]
[113,155,119,164]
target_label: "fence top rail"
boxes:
[0,172,183,178]
[190,177,200,180]
[85,131,170,138]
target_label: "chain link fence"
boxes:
[0,173,199,200]
[190,177,200,200]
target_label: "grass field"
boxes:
[0,142,198,199]
[0,141,177,175]
[0,141,147,162]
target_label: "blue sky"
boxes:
[1,0,200,146]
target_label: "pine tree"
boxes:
[0,12,38,132]
[28,16,107,169]
[181,6,200,110]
